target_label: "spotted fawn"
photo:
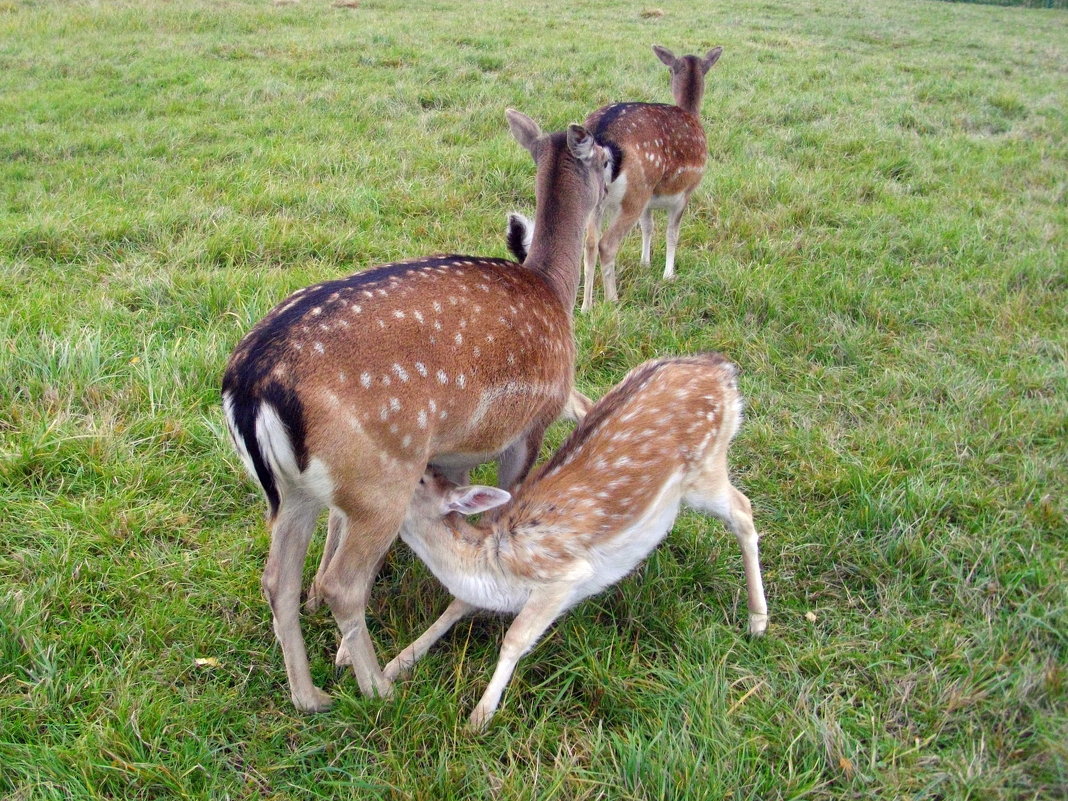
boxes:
[387,353,768,729]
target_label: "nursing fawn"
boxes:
[221,110,611,713]
[386,352,769,729]
[582,45,723,310]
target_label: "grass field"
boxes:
[1,0,1065,798]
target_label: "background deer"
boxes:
[581,45,723,311]
[222,110,611,713]
[385,352,769,730]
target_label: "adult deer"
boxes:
[386,352,769,730]
[222,110,611,713]
[581,45,723,310]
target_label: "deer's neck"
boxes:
[524,160,589,310]
[674,80,705,117]
[403,516,529,612]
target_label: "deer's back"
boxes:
[223,255,574,474]
[586,102,707,196]
[495,354,740,581]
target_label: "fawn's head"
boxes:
[407,469,512,531]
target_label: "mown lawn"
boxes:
[1,0,1065,798]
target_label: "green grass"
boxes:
[1,0,1065,798]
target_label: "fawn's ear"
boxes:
[444,485,512,515]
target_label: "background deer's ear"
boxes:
[702,46,724,74]
[506,109,542,156]
[445,486,512,515]
[566,124,595,162]
[653,45,676,68]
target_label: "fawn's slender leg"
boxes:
[722,486,769,635]
[685,457,769,636]
[383,597,476,681]
[469,583,572,731]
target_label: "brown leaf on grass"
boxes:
[838,756,855,777]
[640,8,664,18]
[333,0,360,7]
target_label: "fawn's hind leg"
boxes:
[685,464,768,636]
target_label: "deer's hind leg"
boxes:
[305,509,345,613]
[262,492,333,712]
[317,466,421,698]
[597,192,649,304]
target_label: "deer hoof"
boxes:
[748,613,769,637]
[293,686,334,714]
[467,705,495,733]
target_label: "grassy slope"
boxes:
[0,0,1065,798]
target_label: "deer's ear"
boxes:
[702,46,723,73]
[566,124,596,163]
[445,486,512,515]
[653,45,676,68]
[506,109,542,156]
